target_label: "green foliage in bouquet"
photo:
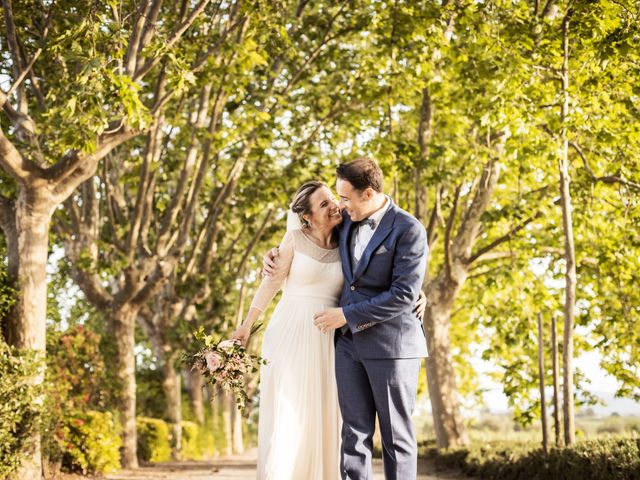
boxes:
[136,417,171,463]
[183,326,266,411]
[0,343,44,480]
[58,411,121,474]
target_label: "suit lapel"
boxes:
[339,214,355,282]
[352,203,397,281]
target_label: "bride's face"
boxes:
[304,186,342,230]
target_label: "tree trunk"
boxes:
[113,304,140,468]
[551,316,562,446]
[222,392,233,456]
[421,160,501,449]
[560,12,576,447]
[188,369,205,425]
[537,313,549,453]
[231,398,244,454]
[9,193,53,479]
[161,355,182,460]
[415,87,432,223]
[423,275,469,448]
[210,386,221,455]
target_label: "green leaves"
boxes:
[0,343,45,479]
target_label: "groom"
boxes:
[313,157,428,479]
[264,157,428,479]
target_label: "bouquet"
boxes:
[184,326,266,411]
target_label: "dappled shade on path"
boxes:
[103,451,463,480]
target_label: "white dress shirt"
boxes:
[353,196,392,263]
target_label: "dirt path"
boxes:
[104,450,463,480]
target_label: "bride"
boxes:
[232,181,344,479]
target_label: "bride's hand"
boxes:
[232,324,252,346]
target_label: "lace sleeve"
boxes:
[249,230,296,313]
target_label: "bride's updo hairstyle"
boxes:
[290,181,326,229]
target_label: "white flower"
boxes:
[218,339,239,352]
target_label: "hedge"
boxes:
[427,437,640,480]
[137,417,172,463]
[180,421,202,460]
[60,411,121,474]
[0,344,44,480]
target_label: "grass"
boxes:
[413,412,640,447]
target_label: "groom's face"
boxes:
[336,178,372,222]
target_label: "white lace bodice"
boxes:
[250,229,343,312]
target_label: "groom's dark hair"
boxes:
[336,157,383,193]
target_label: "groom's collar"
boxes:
[362,195,392,228]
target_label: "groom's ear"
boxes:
[362,187,375,200]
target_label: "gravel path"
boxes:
[104,450,463,480]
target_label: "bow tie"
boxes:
[360,218,376,230]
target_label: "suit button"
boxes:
[350,285,355,291]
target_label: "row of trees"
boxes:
[1,0,638,477]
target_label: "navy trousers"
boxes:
[335,334,421,480]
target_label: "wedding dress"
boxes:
[250,228,343,479]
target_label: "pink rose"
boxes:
[218,339,239,352]
[205,351,222,372]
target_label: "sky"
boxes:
[479,349,640,416]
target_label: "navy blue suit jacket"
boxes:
[338,200,429,359]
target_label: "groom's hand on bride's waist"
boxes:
[262,247,280,277]
[313,308,347,334]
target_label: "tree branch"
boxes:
[569,141,640,192]
[467,264,508,280]
[2,0,28,113]
[468,197,562,264]
[452,159,501,261]
[156,87,211,254]
[425,187,442,249]
[125,123,162,258]
[191,14,246,72]
[48,127,141,203]
[470,250,515,264]
[4,0,53,102]
[5,48,43,100]
[233,209,274,277]
[133,0,212,81]
[130,259,177,308]
[276,0,349,101]
[125,0,151,76]
[53,211,113,310]
[444,185,461,281]
[468,219,535,264]
[0,124,44,182]
[199,137,255,272]
[136,0,165,65]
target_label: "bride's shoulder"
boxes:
[281,229,303,248]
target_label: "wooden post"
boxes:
[551,316,562,446]
[537,313,549,452]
